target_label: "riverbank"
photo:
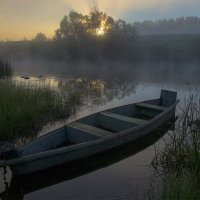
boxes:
[0,80,82,142]
[152,92,200,199]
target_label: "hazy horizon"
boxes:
[1,0,200,41]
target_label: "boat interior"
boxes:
[20,90,177,156]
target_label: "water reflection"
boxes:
[0,123,172,200]
[14,76,137,106]
[32,79,141,140]
[1,77,197,199]
[11,77,137,141]
[57,78,137,106]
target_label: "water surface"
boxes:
[0,77,197,200]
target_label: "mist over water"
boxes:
[11,60,200,84]
[1,34,199,84]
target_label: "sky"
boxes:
[1,0,200,41]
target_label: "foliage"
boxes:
[54,9,136,39]
[134,16,200,35]
[0,80,83,142]
[152,92,200,199]
[33,33,47,41]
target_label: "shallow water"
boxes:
[0,77,198,200]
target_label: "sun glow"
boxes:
[96,19,107,36]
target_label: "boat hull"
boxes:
[10,101,177,175]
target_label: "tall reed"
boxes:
[0,58,13,79]
[152,92,200,199]
[0,80,82,142]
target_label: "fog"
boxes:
[0,11,200,84]
[8,59,200,84]
[0,33,199,84]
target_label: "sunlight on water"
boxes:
[14,76,60,88]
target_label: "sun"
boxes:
[96,19,107,36]
[96,27,105,36]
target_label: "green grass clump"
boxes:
[152,92,200,199]
[163,168,200,200]
[0,58,13,79]
[0,80,82,142]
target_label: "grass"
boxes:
[152,92,200,199]
[0,80,82,142]
[163,169,199,200]
[0,58,13,79]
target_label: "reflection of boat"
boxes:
[0,90,179,175]
[0,122,174,200]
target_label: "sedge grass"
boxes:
[0,58,13,79]
[152,92,200,199]
[0,80,82,142]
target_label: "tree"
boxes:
[34,33,47,41]
[55,11,86,39]
[69,10,85,38]
[81,9,115,37]
[54,9,137,40]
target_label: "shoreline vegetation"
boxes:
[0,58,13,79]
[152,92,200,199]
[0,80,82,143]
[0,59,83,143]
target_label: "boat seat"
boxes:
[100,112,147,125]
[98,112,147,132]
[136,103,166,111]
[67,122,113,137]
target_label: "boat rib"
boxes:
[67,122,114,137]
[136,103,166,111]
[100,112,147,125]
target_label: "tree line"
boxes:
[33,9,136,41]
[34,14,200,41]
[54,9,136,40]
[0,9,200,74]
[134,16,200,35]
[29,9,138,62]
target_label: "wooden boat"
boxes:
[0,89,179,175]
[0,124,173,199]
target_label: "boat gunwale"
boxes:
[0,99,179,167]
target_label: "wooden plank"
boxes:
[68,122,113,138]
[20,127,67,156]
[136,103,166,111]
[100,112,147,125]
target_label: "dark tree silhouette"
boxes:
[134,16,200,35]
[34,33,47,41]
[54,9,136,40]
[55,11,87,39]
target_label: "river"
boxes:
[0,76,198,200]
